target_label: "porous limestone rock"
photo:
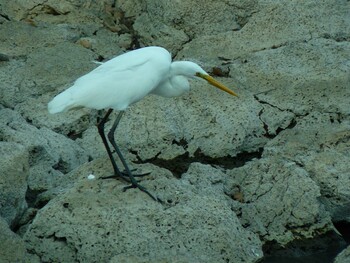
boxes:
[224,157,334,245]
[76,83,265,162]
[0,40,96,108]
[24,162,263,263]
[0,142,28,227]
[0,109,89,196]
[0,217,39,263]
[0,0,349,261]
[177,1,350,73]
[136,1,241,38]
[135,83,263,159]
[334,245,350,263]
[264,112,350,223]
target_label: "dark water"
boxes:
[262,243,347,263]
[262,224,350,263]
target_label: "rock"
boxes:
[76,85,265,162]
[0,142,28,227]
[15,93,93,137]
[0,21,82,57]
[177,1,350,90]
[264,112,350,223]
[132,0,247,53]
[134,14,189,53]
[0,0,349,261]
[0,53,10,61]
[0,0,105,33]
[24,162,263,262]
[0,109,89,198]
[251,43,350,115]
[224,157,333,245]
[76,30,131,58]
[334,245,350,263]
[24,43,96,93]
[258,103,295,136]
[0,41,96,108]
[139,1,241,38]
[0,217,39,263]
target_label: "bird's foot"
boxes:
[123,183,162,203]
[101,169,150,180]
[101,169,160,202]
[121,170,151,178]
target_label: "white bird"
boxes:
[48,46,238,201]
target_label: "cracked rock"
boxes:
[264,112,350,223]
[24,162,263,263]
[224,157,334,246]
[0,217,39,263]
[257,102,295,136]
[75,86,266,162]
[0,0,349,261]
[0,109,89,198]
[0,142,28,227]
[334,245,350,263]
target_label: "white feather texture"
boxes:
[48,47,171,113]
[48,46,237,114]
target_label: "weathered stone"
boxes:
[15,94,93,137]
[0,0,349,261]
[177,1,350,66]
[0,41,96,108]
[0,0,107,32]
[0,217,39,263]
[258,103,295,136]
[264,112,350,223]
[0,142,28,227]
[224,157,334,245]
[334,245,350,263]
[76,30,132,58]
[24,162,263,263]
[0,21,82,57]
[0,109,89,194]
[76,86,265,162]
[134,14,189,53]
[139,0,241,38]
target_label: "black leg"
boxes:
[107,112,146,177]
[107,111,159,201]
[97,109,125,179]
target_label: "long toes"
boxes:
[102,171,158,202]
[121,170,151,177]
[123,183,159,202]
[101,174,135,183]
[138,186,159,202]
[101,174,121,180]
[122,185,134,192]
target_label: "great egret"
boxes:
[48,46,238,201]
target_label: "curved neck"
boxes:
[170,61,196,78]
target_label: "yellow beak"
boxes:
[197,73,238,97]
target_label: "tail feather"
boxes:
[48,90,75,114]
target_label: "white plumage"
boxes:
[47,46,238,201]
[48,46,237,114]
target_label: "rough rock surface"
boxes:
[224,157,333,245]
[0,109,89,196]
[0,217,39,263]
[24,162,263,263]
[0,142,28,227]
[264,113,350,223]
[334,245,350,263]
[76,88,265,161]
[0,0,349,262]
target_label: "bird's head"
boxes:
[195,72,238,97]
[171,61,238,97]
